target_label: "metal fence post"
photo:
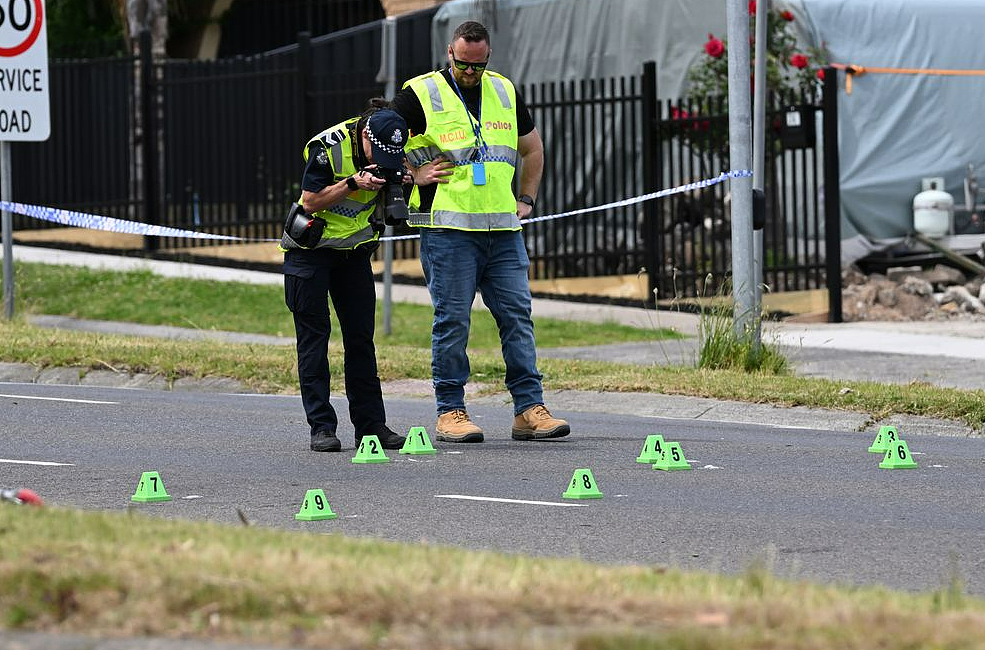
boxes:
[140,30,160,252]
[641,60,658,307]
[376,17,397,336]
[297,32,314,141]
[822,66,842,323]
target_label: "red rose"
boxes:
[781,10,795,21]
[816,68,825,80]
[671,106,691,120]
[748,0,756,15]
[790,53,809,69]
[705,34,725,59]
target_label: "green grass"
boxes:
[2,319,985,429]
[697,303,788,374]
[3,506,985,650]
[8,261,681,349]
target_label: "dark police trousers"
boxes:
[283,245,386,437]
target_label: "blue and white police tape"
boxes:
[1,169,753,243]
[381,169,753,241]
[0,200,279,242]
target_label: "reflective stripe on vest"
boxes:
[290,118,379,250]
[423,76,443,112]
[406,143,517,168]
[403,70,521,231]
[488,76,512,109]
[409,210,519,229]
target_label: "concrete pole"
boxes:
[727,0,755,338]
[377,16,398,336]
[751,0,768,346]
[1,142,13,320]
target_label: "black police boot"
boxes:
[310,429,342,452]
[358,425,406,450]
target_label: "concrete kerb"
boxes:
[0,630,306,650]
[0,362,250,394]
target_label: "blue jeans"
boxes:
[419,228,543,416]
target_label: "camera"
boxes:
[367,166,409,226]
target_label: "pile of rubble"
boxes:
[842,264,985,322]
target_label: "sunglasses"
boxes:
[452,57,488,72]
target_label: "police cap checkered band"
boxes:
[366,127,403,155]
[367,109,406,154]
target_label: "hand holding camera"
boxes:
[364,165,410,226]
[353,166,386,191]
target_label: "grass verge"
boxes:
[8,262,681,349]
[1,506,982,650]
[2,319,985,429]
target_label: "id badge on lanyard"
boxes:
[472,161,486,186]
[450,71,489,186]
[472,127,488,186]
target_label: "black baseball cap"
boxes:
[365,109,408,169]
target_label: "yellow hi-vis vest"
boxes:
[282,118,379,250]
[403,70,520,230]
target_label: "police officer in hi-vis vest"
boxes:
[283,99,409,452]
[393,21,570,444]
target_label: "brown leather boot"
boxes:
[512,404,570,440]
[436,409,484,443]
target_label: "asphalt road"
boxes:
[3,382,985,596]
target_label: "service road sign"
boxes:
[0,0,48,141]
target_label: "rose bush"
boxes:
[664,2,828,164]
[685,2,827,102]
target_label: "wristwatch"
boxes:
[518,194,536,209]
[345,176,358,191]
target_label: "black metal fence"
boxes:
[522,75,647,280]
[648,86,829,301]
[157,48,302,248]
[11,57,139,225]
[9,26,841,313]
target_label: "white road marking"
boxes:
[436,494,588,507]
[702,464,722,469]
[0,458,75,466]
[0,393,118,405]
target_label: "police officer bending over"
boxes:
[282,99,410,452]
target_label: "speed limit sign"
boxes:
[0,0,48,141]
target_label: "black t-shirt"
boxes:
[392,68,535,138]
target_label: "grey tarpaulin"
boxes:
[787,0,985,261]
[431,0,726,95]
